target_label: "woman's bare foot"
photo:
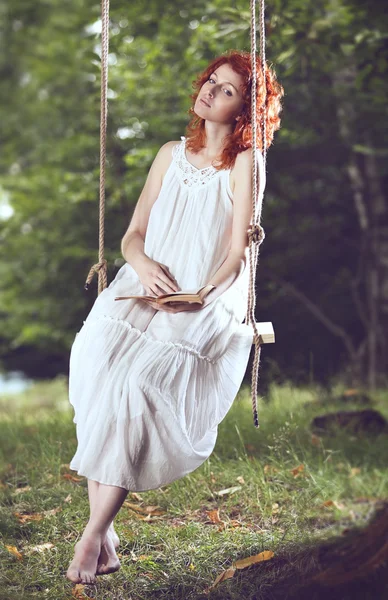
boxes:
[66,533,103,584]
[96,528,121,576]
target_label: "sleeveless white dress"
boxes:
[68,136,263,491]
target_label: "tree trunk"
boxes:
[333,68,388,387]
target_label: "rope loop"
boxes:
[84,259,108,290]
[248,224,265,245]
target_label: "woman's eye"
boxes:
[224,89,232,96]
[209,78,215,83]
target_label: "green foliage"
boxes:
[0,0,387,383]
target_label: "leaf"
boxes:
[322,500,345,510]
[245,444,256,452]
[123,501,165,515]
[272,503,280,515]
[12,485,32,495]
[236,475,245,484]
[26,542,55,554]
[229,519,243,528]
[264,465,278,474]
[205,508,223,524]
[206,550,275,592]
[5,545,23,560]
[208,565,236,590]
[62,473,83,482]
[343,388,359,396]
[42,506,62,517]
[215,486,242,496]
[290,464,304,477]
[349,467,361,478]
[72,584,93,599]
[14,511,44,524]
[234,550,275,569]
[130,492,143,502]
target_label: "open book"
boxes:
[114,284,216,305]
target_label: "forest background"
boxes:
[0,0,387,392]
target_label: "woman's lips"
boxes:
[200,98,211,107]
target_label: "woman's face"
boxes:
[194,63,245,125]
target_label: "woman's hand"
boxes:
[136,256,180,296]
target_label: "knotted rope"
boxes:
[84,0,110,295]
[245,0,267,428]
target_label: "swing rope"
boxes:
[245,0,267,428]
[84,0,267,428]
[84,0,110,295]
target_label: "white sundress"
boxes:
[68,136,264,491]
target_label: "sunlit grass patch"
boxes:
[0,379,387,599]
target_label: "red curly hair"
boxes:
[185,49,284,171]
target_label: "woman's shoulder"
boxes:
[158,139,183,155]
[152,140,182,171]
[233,146,264,168]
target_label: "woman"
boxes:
[66,49,283,584]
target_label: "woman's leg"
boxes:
[66,482,129,584]
[87,479,120,547]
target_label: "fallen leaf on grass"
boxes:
[272,503,280,515]
[263,465,278,474]
[215,486,242,497]
[130,492,143,502]
[290,464,304,477]
[13,505,61,524]
[12,486,32,495]
[206,550,274,593]
[5,545,23,560]
[210,471,217,483]
[236,475,245,484]
[349,467,361,478]
[234,550,275,569]
[343,388,359,396]
[72,584,93,599]
[42,506,62,517]
[64,494,72,503]
[321,500,345,510]
[353,496,379,504]
[14,512,44,524]
[136,512,166,522]
[123,501,165,516]
[62,474,83,483]
[245,444,256,452]
[228,519,243,528]
[25,543,55,554]
[205,508,223,524]
[209,565,236,589]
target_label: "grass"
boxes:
[0,376,387,599]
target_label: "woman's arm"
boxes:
[203,148,261,307]
[121,141,179,272]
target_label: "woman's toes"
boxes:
[66,565,81,583]
[66,535,101,584]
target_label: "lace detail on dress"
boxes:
[172,136,223,189]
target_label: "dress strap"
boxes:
[172,136,186,161]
